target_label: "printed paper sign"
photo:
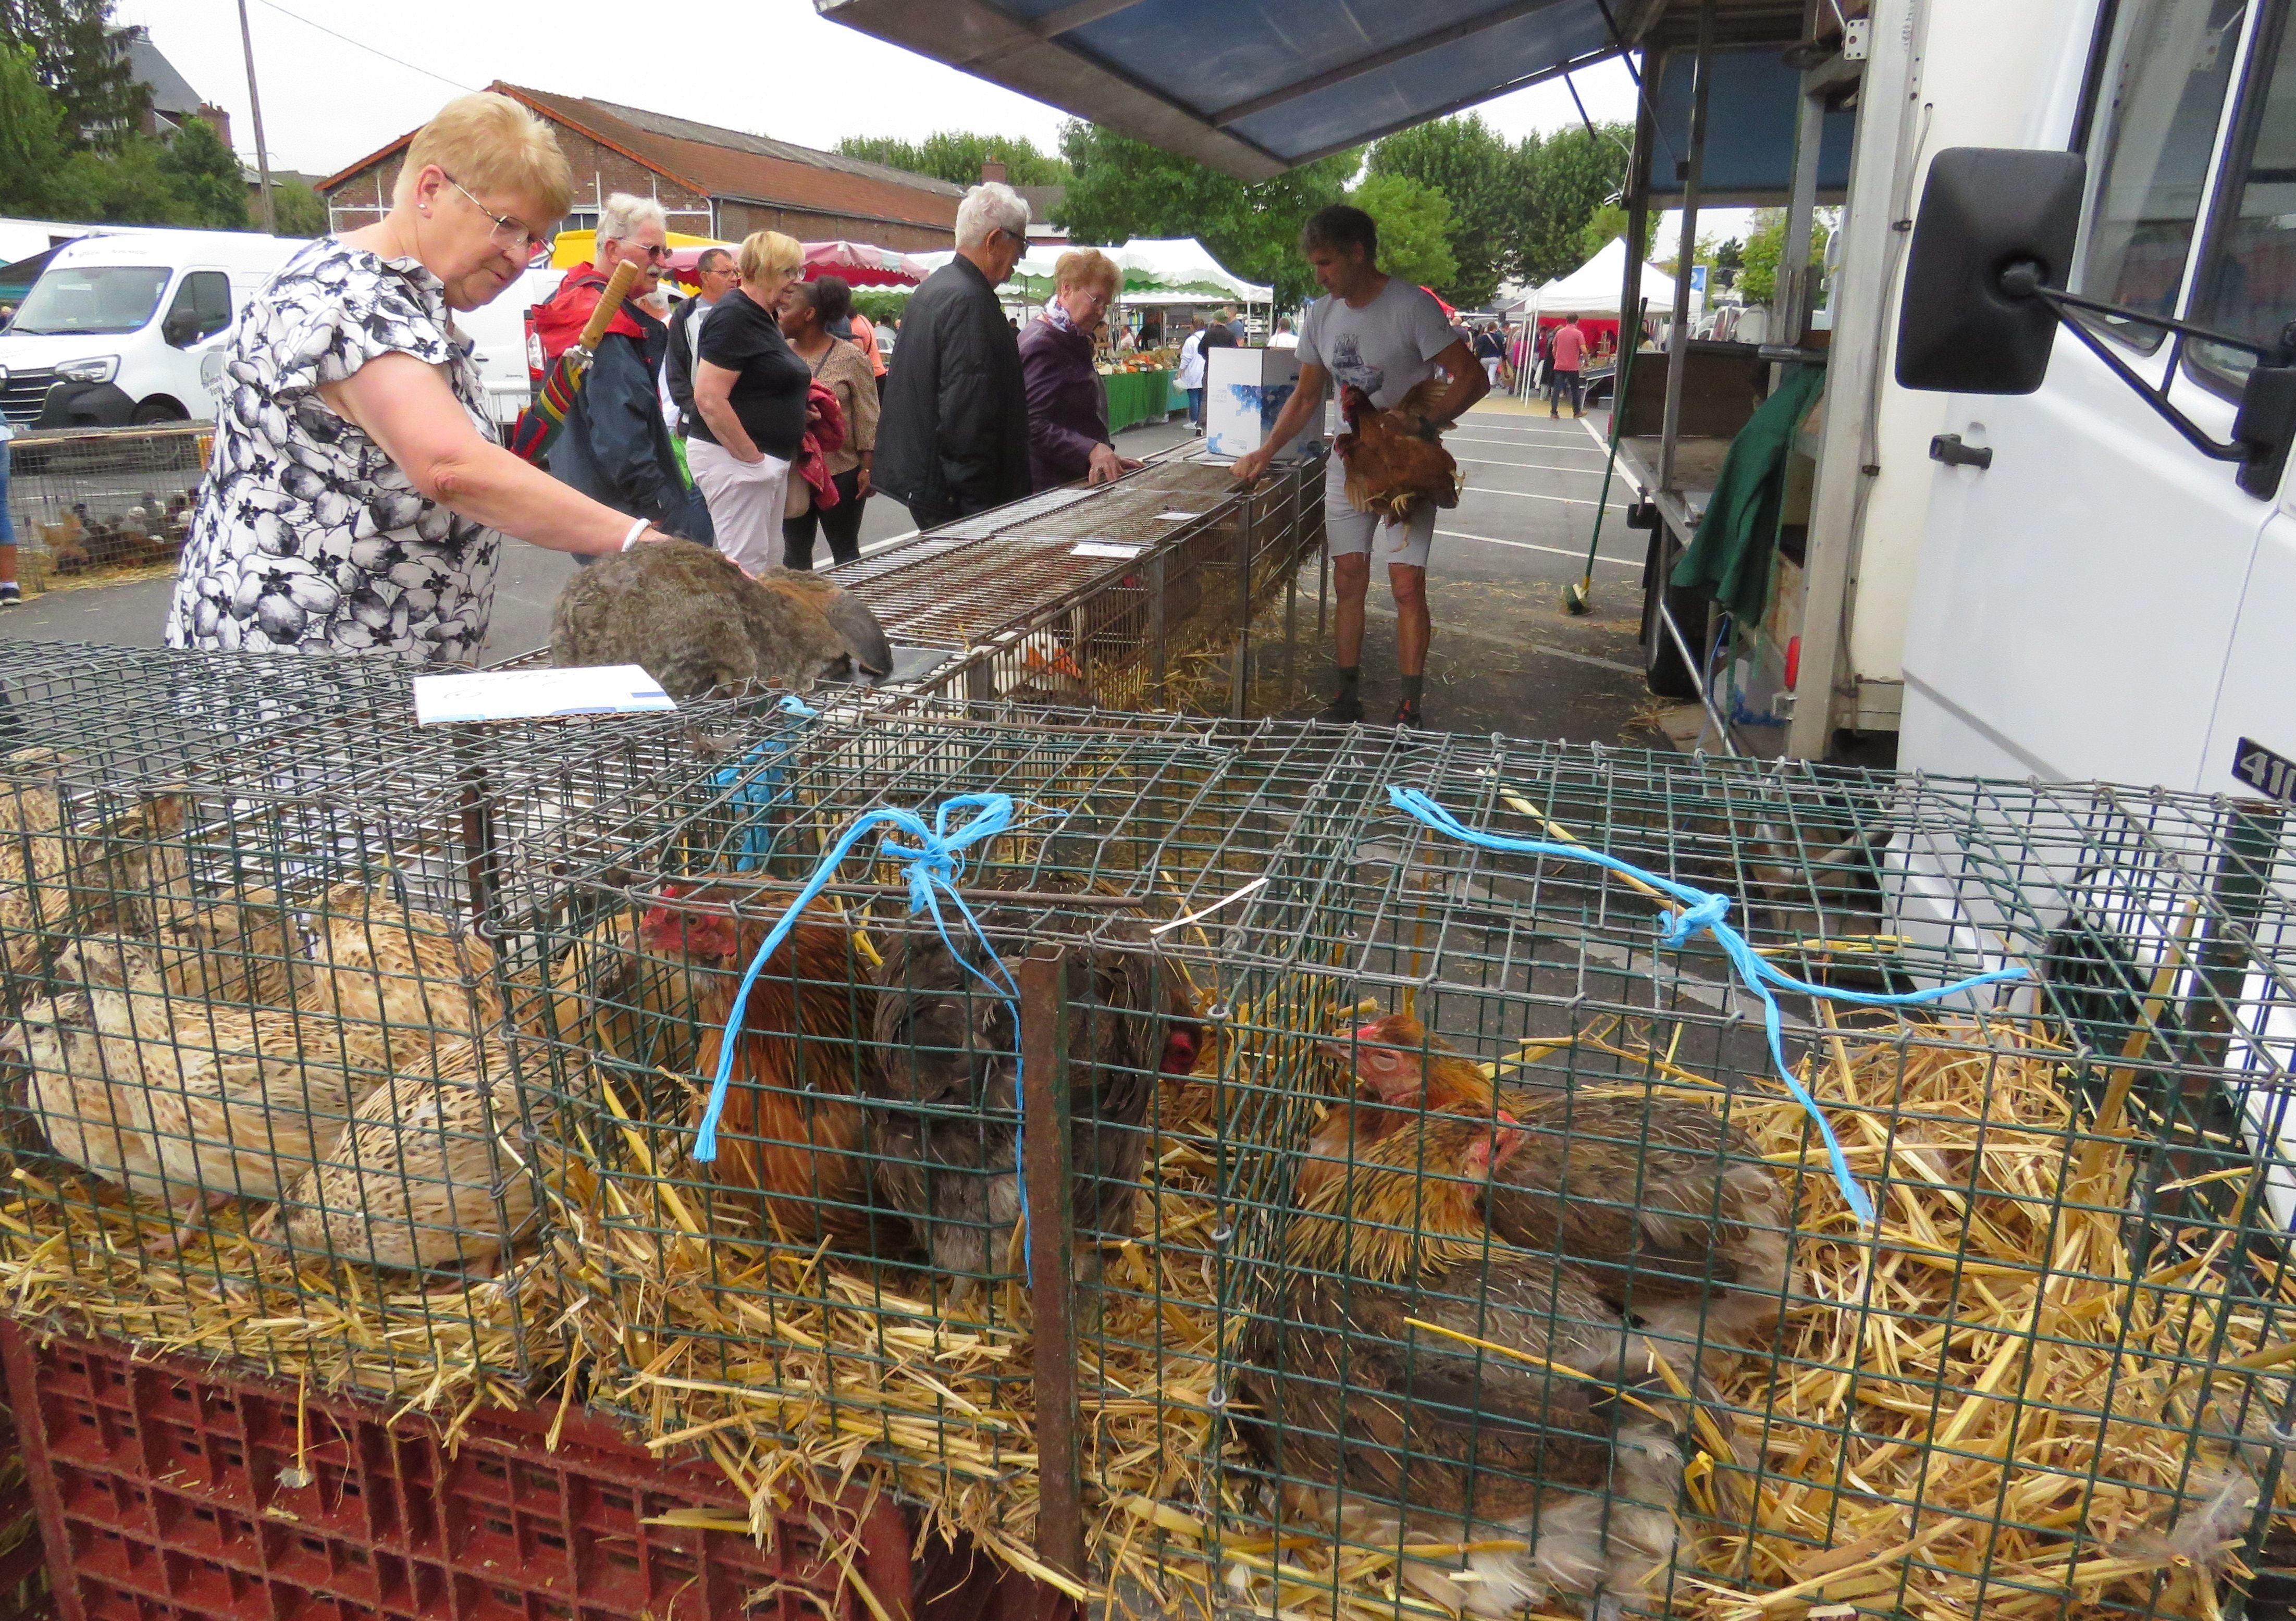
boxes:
[414,665,675,725]
[1071,541,1149,560]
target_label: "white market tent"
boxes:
[1505,237,1683,321]
[912,236,1272,311]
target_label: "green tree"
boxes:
[268,178,327,236]
[63,134,193,224]
[0,41,69,214]
[834,131,1069,189]
[1517,125,1632,286]
[1347,171,1456,290]
[1737,207,1831,304]
[1053,121,1357,308]
[851,288,911,326]
[1713,236,1744,291]
[1579,201,1657,265]
[0,0,143,148]
[1365,113,1513,306]
[155,113,246,229]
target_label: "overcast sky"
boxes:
[119,0,1644,179]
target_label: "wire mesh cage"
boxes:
[504,703,2296,1621]
[3,644,2295,1621]
[6,424,211,588]
[0,639,812,1406]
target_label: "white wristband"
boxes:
[621,517,649,551]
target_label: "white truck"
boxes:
[1612,0,2295,812]
[1892,0,2296,805]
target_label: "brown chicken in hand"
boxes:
[638,882,874,1248]
[1339,1012,1789,1359]
[1241,1111,1685,1621]
[1335,379,1464,527]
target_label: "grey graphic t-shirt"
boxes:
[1297,276,1458,409]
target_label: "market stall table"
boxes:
[1102,368,1175,433]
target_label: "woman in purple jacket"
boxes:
[1018,249,1143,492]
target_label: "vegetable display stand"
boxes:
[0,1323,911,1621]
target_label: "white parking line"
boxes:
[1435,528,1643,569]
[1455,454,1610,477]
[1452,429,1604,448]
[1463,485,1635,511]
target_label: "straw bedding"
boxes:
[0,925,2286,1621]
[1205,1014,2296,1621]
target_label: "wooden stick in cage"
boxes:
[1019,944,1085,1590]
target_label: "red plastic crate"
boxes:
[0,1323,911,1621]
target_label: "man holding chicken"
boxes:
[1232,205,1486,728]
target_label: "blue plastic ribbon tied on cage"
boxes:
[693,790,1042,1258]
[1387,785,2028,1225]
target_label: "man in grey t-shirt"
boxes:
[1232,206,1486,727]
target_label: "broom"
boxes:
[507,259,642,465]
[1561,297,1645,616]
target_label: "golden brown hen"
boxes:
[1240,1110,1687,1621]
[276,1033,536,1273]
[1338,1012,1791,1359]
[637,882,875,1248]
[48,934,387,1251]
[1335,379,1464,527]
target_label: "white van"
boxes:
[0,228,299,428]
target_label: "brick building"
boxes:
[319,83,962,252]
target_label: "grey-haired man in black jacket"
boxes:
[874,182,1032,532]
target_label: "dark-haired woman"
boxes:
[778,275,878,569]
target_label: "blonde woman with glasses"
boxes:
[164,92,676,664]
[687,230,811,575]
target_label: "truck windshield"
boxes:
[2191,9,2296,387]
[10,265,171,336]
[2077,0,2248,352]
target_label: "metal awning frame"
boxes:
[1609,0,1935,762]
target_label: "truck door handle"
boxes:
[1930,433,1994,469]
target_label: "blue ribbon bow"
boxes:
[692,791,1037,1263]
[1386,785,2027,1224]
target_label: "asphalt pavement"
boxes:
[0,402,1659,744]
[1268,395,1653,742]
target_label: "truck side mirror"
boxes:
[1896,148,2085,395]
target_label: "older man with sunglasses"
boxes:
[530,192,711,547]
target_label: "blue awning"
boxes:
[1648,47,1854,203]
[815,0,1822,182]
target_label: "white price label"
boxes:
[413,665,675,725]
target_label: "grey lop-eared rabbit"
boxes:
[550,539,895,699]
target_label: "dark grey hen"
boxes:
[865,876,1203,1311]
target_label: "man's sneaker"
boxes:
[1316,690,1365,724]
[0,583,20,609]
[1393,698,1423,728]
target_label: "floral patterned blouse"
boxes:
[165,238,502,665]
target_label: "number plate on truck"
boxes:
[2233,738,2296,805]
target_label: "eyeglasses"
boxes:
[444,174,552,257]
[634,243,671,263]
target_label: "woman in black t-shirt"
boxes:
[688,230,812,574]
